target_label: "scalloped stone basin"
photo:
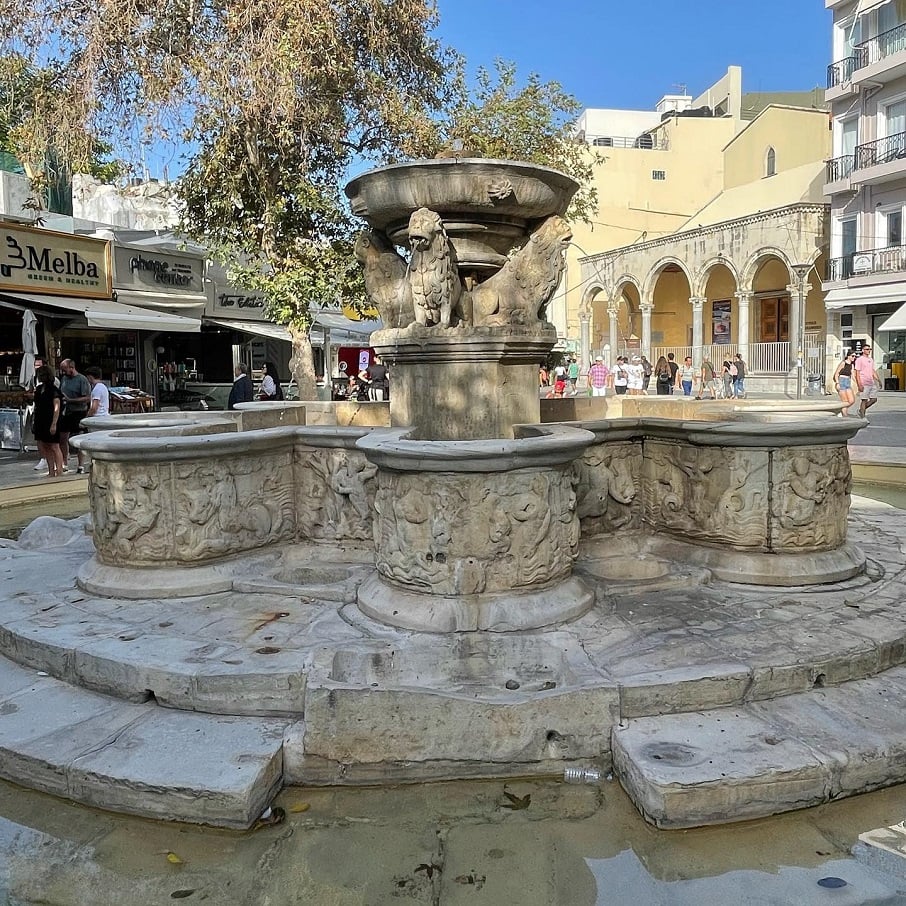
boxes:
[344,158,579,270]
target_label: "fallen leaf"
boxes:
[288,802,311,813]
[414,862,442,880]
[251,611,291,632]
[170,891,196,900]
[165,851,186,865]
[500,790,531,810]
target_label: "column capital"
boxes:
[689,296,706,308]
[734,291,753,304]
[786,282,812,298]
[579,309,591,323]
[607,302,620,317]
[639,301,654,313]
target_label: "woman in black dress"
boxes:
[33,365,64,477]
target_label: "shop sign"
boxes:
[712,300,731,345]
[206,282,270,321]
[0,222,112,298]
[113,245,205,295]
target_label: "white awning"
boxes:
[114,289,207,311]
[206,317,292,343]
[0,292,201,332]
[824,285,906,309]
[878,303,906,332]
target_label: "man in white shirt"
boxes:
[85,367,110,417]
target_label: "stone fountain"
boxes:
[0,157,897,836]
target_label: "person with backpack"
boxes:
[654,355,671,395]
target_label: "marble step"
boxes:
[614,666,906,829]
[0,654,288,828]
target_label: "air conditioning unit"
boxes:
[852,254,873,274]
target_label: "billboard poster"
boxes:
[712,300,731,345]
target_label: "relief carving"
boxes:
[771,446,851,551]
[372,467,579,595]
[299,449,378,542]
[90,461,170,565]
[574,442,640,535]
[173,455,294,562]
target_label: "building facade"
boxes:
[824,0,906,389]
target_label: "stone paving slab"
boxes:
[614,666,906,829]
[0,655,287,828]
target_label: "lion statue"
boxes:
[407,207,471,328]
[471,215,573,328]
[354,229,416,329]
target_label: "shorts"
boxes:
[60,410,86,435]
[860,384,878,401]
[591,385,607,397]
[614,384,628,395]
[837,376,851,391]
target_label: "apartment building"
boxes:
[824,0,906,389]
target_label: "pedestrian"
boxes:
[666,352,679,395]
[832,352,858,416]
[27,355,57,472]
[59,358,91,474]
[640,355,653,394]
[539,365,549,388]
[552,368,567,398]
[85,366,110,418]
[567,357,580,393]
[32,364,64,479]
[369,355,389,401]
[587,355,610,397]
[654,355,671,395]
[721,360,734,400]
[613,356,629,395]
[733,353,747,398]
[854,344,881,419]
[228,363,255,410]
[627,355,645,395]
[257,361,284,400]
[697,356,717,400]
[676,356,695,397]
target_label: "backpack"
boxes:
[729,363,738,377]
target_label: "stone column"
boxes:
[579,308,591,376]
[640,302,653,360]
[787,278,812,398]
[608,303,619,363]
[690,297,705,365]
[734,291,752,365]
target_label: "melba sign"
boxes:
[0,223,112,298]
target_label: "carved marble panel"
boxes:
[171,452,296,563]
[372,466,580,595]
[574,441,642,536]
[642,441,771,550]
[770,445,851,552]
[90,460,172,566]
[296,448,378,542]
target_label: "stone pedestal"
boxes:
[371,324,557,441]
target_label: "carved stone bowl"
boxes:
[345,158,579,272]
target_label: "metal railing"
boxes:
[826,243,906,281]
[855,20,906,68]
[825,154,855,182]
[827,55,858,87]
[586,133,668,150]
[855,130,906,169]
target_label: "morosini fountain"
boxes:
[0,157,902,833]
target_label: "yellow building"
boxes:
[567,82,831,393]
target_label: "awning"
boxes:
[878,303,906,332]
[0,292,201,332]
[824,285,905,309]
[206,317,292,343]
[114,289,207,311]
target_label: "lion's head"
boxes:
[407,207,446,252]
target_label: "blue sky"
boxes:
[433,0,831,109]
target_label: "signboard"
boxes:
[712,300,731,345]
[113,245,205,296]
[0,222,112,299]
[205,262,269,322]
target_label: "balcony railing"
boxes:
[826,154,855,182]
[585,133,668,150]
[854,20,906,67]
[854,130,906,169]
[827,55,857,87]
[826,243,906,281]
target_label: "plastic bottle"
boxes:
[563,767,602,784]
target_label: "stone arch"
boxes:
[642,256,694,302]
[612,273,643,304]
[740,248,795,294]
[693,256,741,299]
[581,280,608,312]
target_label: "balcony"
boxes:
[824,153,856,193]
[585,133,668,150]
[826,56,859,101]
[852,21,906,83]
[853,131,906,184]
[826,244,906,282]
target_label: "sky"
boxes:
[432,0,831,110]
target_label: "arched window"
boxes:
[765,147,776,177]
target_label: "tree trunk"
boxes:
[289,327,318,400]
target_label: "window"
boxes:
[592,136,613,147]
[887,209,902,246]
[765,147,776,177]
[651,170,666,181]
